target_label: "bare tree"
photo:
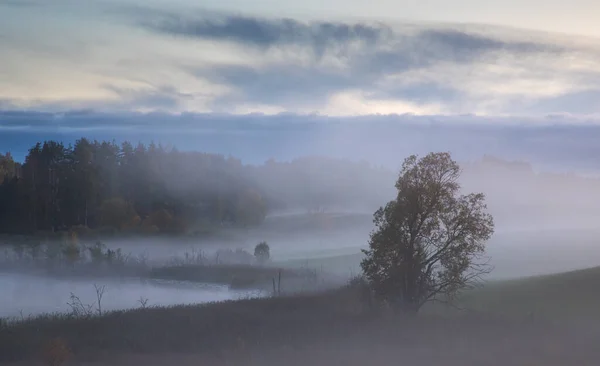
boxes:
[66,285,107,318]
[361,152,494,313]
[94,284,106,316]
[138,296,149,309]
[66,293,94,317]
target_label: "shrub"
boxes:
[254,241,270,264]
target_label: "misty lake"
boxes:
[0,273,261,319]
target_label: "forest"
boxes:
[0,139,392,236]
[2,138,596,238]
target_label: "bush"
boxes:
[254,241,270,264]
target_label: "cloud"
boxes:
[139,11,564,57]
[416,29,564,55]
[365,82,461,104]
[103,85,195,110]
[3,110,600,172]
[3,3,600,116]
[193,64,355,109]
[137,11,390,56]
[518,89,600,115]
[131,10,592,114]
[135,9,570,72]
[0,0,39,8]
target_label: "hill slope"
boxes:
[456,266,600,323]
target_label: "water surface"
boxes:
[0,273,258,319]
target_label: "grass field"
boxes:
[147,259,600,323]
[454,266,600,325]
[4,262,600,365]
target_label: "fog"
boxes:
[4,117,600,320]
[94,154,600,281]
[4,3,600,361]
[0,272,259,319]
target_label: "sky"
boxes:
[1,0,600,167]
[1,0,599,118]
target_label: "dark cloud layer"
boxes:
[195,63,461,109]
[104,85,194,109]
[139,12,390,56]
[194,64,355,108]
[2,110,600,173]
[133,9,575,111]
[139,11,563,56]
[417,29,563,55]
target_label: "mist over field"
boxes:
[4,126,600,319]
[3,115,600,325]
[3,0,600,364]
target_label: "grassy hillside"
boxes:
[454,266,600,324]
[2,280,593,366]
[4,262,600,364]
[273,249,600,325]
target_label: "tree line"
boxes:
[0,139,393,236]
[0,139,268,235]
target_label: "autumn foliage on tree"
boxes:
[361,152,494,313]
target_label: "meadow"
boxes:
[3,212,600,365]
[3,263,600,365]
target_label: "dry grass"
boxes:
[3,281,600,365]
[6,265,600,365]
[0,285,366,363]
[455,265,600,325]
[40,338,72,366]
[7,317,600,366]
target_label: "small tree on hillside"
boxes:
[254,241,270,264]
[361,152,494,313]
